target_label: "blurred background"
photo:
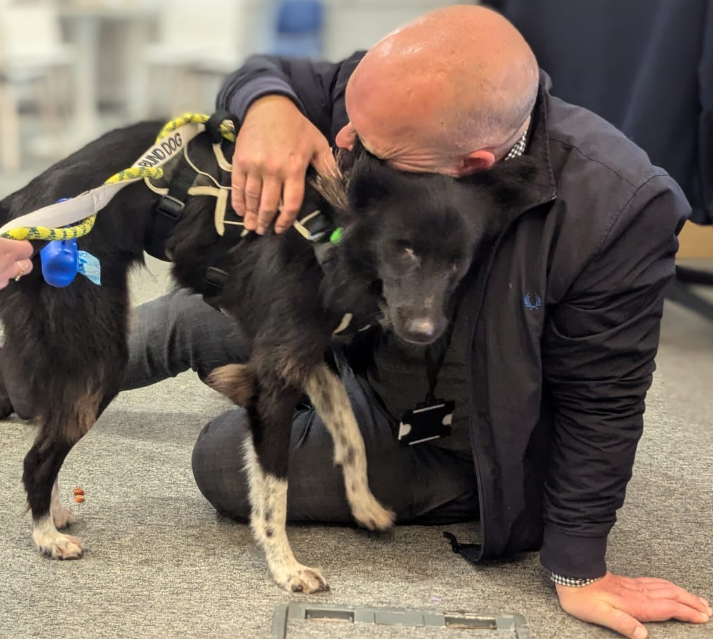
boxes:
[0,0,710,269]
[0,0,463,196]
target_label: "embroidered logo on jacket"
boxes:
[523,293,542,310]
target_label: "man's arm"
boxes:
[217,53,363,141]
[541,174,685,577]
[215,53,364,234]
[541,175,710,638]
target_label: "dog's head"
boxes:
[319,145,487,346]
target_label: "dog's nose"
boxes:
[402,317,446,344]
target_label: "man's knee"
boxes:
[125,290,248,390]
[192,408,252,520]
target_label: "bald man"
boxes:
[115,5,707,638]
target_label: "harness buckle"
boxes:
[155,195,185,221]
[204,266,228,297]
[295,209,332,243]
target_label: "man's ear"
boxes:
[455,150,497,176]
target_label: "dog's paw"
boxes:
[51,504,75,530]
[274,565,330,594]
[33,530,84,560]
[350,492,396,532]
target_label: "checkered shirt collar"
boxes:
[503,124,530,161]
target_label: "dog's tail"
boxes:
[207,364,255,407]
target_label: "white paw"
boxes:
[273,563,330,594]
[33,529,84,560]
[52,504,75,530]
[349,491,396,531]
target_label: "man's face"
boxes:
[334,74,498,177]
[335,76,451,174]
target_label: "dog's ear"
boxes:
[311,170,348,212]
[346,149,395,212]
[461,155,541,211]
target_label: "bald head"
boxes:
[335,5,539,175]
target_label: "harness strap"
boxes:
[293,208,332,242]
[145,153,196,261]
[203,265,230,302]
[213,143,233,172]
[199,168,245,309]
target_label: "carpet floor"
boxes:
[1,257,712,639]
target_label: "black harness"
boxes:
[143,111,338,310]
[145,112,237,262]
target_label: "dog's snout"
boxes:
[407,318,437,337]
[401,316,447,345]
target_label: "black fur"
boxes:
[0,118,535,566]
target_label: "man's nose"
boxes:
[335,123,355,151]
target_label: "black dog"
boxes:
[0,115,531,592]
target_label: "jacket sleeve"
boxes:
[216,52,365,143]
[697,1,713,224]
[539,174,690,579]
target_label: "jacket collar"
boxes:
[502,70,558,213]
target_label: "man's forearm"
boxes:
[216,55,304,122]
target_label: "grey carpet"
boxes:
[1,258,712,639]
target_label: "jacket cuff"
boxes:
[228,77,303,121]
[539,527,608,579]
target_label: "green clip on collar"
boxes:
[330,227,343,243]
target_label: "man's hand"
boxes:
[556,572,712,638]
[231,95,337,235]
[0,238,33,289]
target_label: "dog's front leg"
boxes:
[243,439,328,593]
[243,375,329,594]
[305,362,395,531]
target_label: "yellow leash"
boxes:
[0,113,236,242]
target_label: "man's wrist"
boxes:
[550,572,605,588]
[227,77,302,122]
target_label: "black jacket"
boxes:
[216,53,691,578]
[484,0,713,224]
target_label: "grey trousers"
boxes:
[126,290,479,525]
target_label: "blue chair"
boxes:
[272,0,324,58]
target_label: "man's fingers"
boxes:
[1,257,33,289]
[584,603,648,639]
[312,145,338,178]
[626,578,712,616]
[16,241,33,259]
[231,167,247,217]
[20,257,33,276]
[642,585,710,614]
[276,173,305,233]
[604,607,648,639]
[256,177,283,235]
[634,577,675,585]
[636,599,711,624]
[700,597,713,615]
[243,174,263,232]
[12,258,33,278]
